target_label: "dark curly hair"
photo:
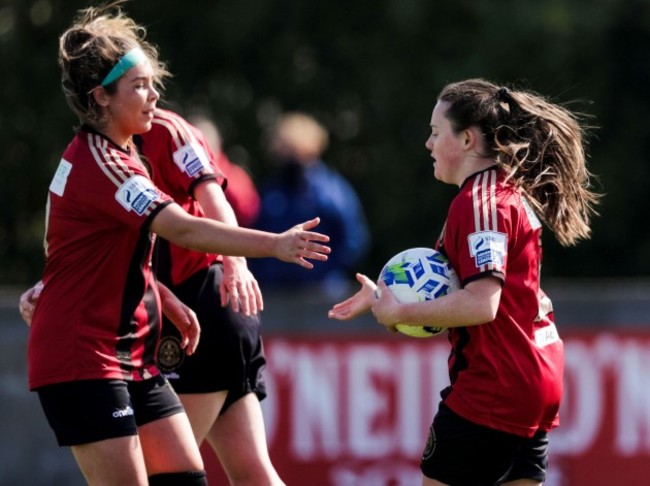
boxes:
[438,78,600,246]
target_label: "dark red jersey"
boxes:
[28,127,172,389]
[437,167,563,438]
[138,109,224,286]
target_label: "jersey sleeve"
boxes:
[445,175,511,286]
[147,110,225,198]
[90,149,172,229]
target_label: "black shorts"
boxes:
[421,403,549,485]
[36,375,184,446]
[158,264,267,414]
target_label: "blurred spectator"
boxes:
[189,115,261,227]
[250,112,370,294]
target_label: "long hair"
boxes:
[58,0,169,128]
[438,78,600,246]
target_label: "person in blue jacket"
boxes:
[251,112,370,295]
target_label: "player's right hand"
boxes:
[276,217,331,268]
[327,273,377,321]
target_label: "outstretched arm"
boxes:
[150,203,330,268]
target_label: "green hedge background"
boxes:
[2,0,648,285]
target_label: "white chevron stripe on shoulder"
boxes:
[471,170,498,234]
[152,110,196,149]
[86,132,127,188]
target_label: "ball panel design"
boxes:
[378,247,459,338]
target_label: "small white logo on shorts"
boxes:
[112,406,134,418]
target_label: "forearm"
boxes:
[194,180,240,227]
[396,280,501,328]
[152,205,276,258]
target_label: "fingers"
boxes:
[297,217,321,231]
[302,230,330,244]
[19,289,36,325]
[222,277,262,315]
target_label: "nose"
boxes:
[150,85,160,101]
[425,135,433,151]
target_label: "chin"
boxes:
[136,122,153,134]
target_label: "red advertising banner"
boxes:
[203,330,650,485]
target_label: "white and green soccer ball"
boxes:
[377,247,460,338]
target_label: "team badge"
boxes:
[157,336,185,372]
[422,423,436,460]
[467,231,507,268]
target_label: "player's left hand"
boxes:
[220,256,263,315]
[159,283,201,355]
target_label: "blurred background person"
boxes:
[189,114,261,228]
[250,112,370,296]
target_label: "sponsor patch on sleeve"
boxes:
[467,231,507,268]
[534,323,560,347]
[49,159,73,196]
[172,142,212,177]
[115,175,159,215]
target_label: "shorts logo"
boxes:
[112,405,134,419]
[422,423,436,460]
[157,336,185,373]
[115,175,158,215]
[173,143,211,177]
[468,231,507,268]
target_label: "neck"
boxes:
[454,156,495,187]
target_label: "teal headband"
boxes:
[100,48,147,87]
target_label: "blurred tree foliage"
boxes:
[1,0,648,286]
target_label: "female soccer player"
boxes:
[328,78,600,486]
[138,108,284,485]
[28,3,329,485]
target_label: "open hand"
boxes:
[276,217,331,268]
[327,273,377,321]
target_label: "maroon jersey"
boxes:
[437,167,563,438]
[138,109,224,286]
[28,127,172,390]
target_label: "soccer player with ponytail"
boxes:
[329,78,600,485]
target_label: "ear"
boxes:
[92,86,110,108]
[462,127,480,151]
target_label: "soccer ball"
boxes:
[377,247,460,338]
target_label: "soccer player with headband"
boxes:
[26,3,329,485]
